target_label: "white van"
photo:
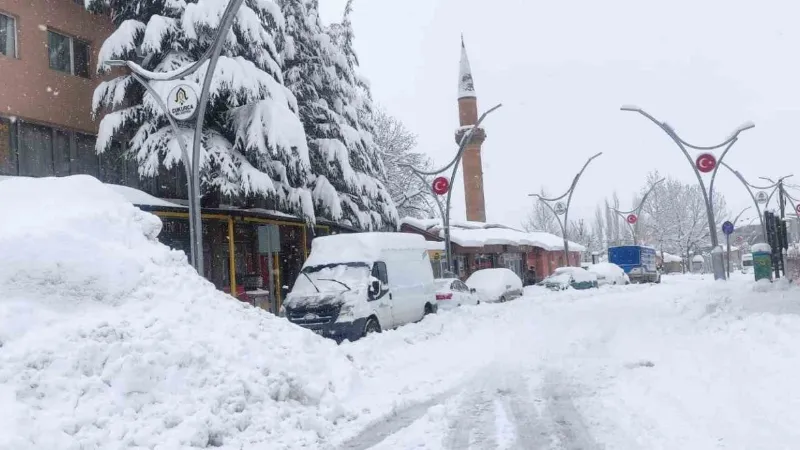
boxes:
[283,232,437,342]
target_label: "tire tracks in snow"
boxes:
[335,367,602,450]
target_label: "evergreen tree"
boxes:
[308,0,398,230]
[89,0,316,220]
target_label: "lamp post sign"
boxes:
[756,191,769,204]
[554,202,567,215]
[626,213,638,224]
[167,84,199,121]
[432,176,450,196]
[696,153,717,173]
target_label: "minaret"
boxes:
[456,36,487,222]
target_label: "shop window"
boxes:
[74,133,99,176]
[0,13,16,58]
[0,117,15,175]
[18,122,54,177]
[47,30,90,78]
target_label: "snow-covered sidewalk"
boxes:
[331,274,800,450]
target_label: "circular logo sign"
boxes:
[695,153,717,173]
[432,176,450,195]
[755,191,769,204]
[167,84,199,121]
[722,220,734,235]
[553,202,567,215]
[626,213,638,224]
[796,204,800,215]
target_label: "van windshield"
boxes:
[293,262,370,295]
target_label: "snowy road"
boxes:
[327,274,800,450]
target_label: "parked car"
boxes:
[608,245,660,283]
[465,268,523,303]
[541,267,598,290]
[741,253,753,274]
[586,262,629,286]
[283,233,437,342]
[434,278,480,310]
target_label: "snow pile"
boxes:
[0,176,356,449]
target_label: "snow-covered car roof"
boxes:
[553,266,597,282]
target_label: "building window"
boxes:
[0,13,16,57]
[47,30,90,78]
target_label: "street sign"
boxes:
[722,220,734,235]
[756,191,769,204]
[695,153,717,173]
[167,83,200,121]
[626,213,638,224]
[795,203,800,215]
[432,176,450,195]
[554,202,566,215]
[736,235,744,243]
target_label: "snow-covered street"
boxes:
[331,275,800,450]
[4,177,800,449]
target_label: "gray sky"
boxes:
[320,0,800,230]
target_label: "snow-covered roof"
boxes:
[661,252,682,263]
[458,35,476,99]
[399,217,586,252]
[106,184,184,208]
[692,255,705,262]
[426,241,445,251]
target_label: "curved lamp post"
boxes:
[620,105,754,280]
[719,161,783,242]
[106,0,245,274]
[528,152,603,266]
[725,205,751,277]
[400,103,503,273]
[607,178,665,245]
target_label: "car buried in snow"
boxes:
[465,268,523,303]
[434,278,481,310]
[540,266,599,291]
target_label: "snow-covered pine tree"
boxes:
[89,0,316,220]
[281,0,397,230]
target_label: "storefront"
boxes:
[142,205,351,314]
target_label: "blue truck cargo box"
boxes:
[608,245,659,283]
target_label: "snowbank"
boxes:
[0,176,357,449]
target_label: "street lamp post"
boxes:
[106,0,245,273]
[607,178,665,245]
[620,105,755,280]
[400,104,502,274]
[529,152,603,266]
[719,162,786,243]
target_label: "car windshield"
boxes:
[292,262,370,294]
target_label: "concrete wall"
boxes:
[0,0,113,133]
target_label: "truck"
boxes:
[608,245,660,283]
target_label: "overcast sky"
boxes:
[320,0,800,230]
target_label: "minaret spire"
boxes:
[458,35,476,99]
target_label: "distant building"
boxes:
[400,218,583,282]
